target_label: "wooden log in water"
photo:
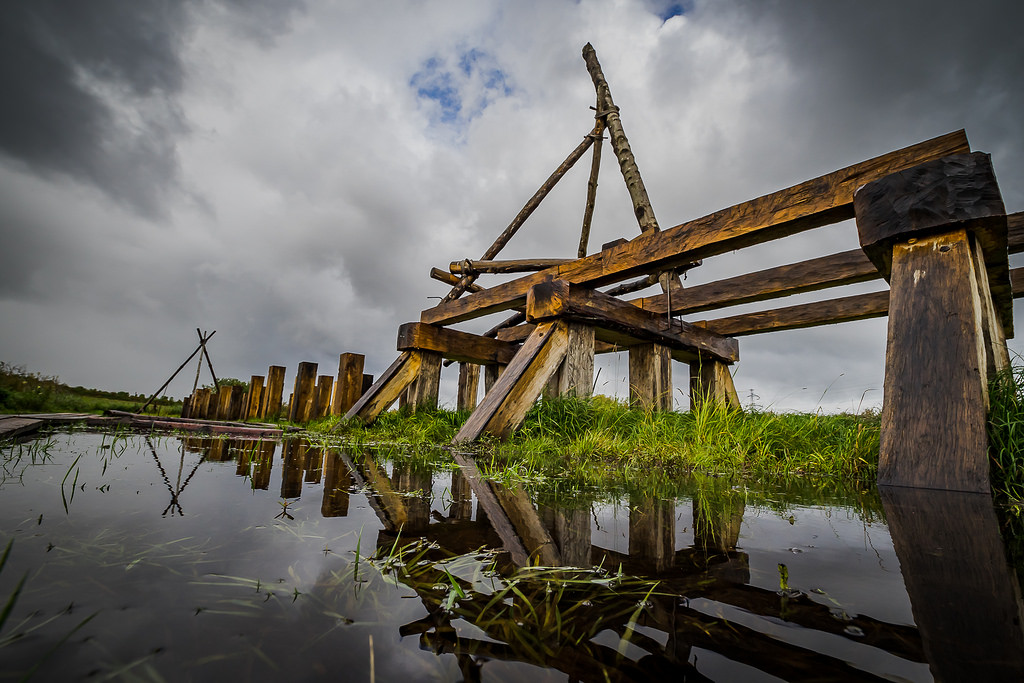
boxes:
[332,353,365,417]
[420,130,970,327]
[261,365,286,420]
[527,279,738,363]
[628,343,673,411]
[288,362,318,423]
[454,321,571,442]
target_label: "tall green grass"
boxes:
[989,360,1024,505]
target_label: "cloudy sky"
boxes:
[1,0,1021,413]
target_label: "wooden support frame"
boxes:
[527,279,738,363]
[397,322,518,365]
[421,131,969,327]
[453,321,571,443]
[854,152,1009,492]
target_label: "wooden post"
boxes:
[261,365,286,420]
[629,343,673,410]
[559,322,595,397]
[196,388,212,419]
[226,385,244,420]
[332,353,366,416]
[484,364,505,393]
[854,152,1009,492]
[246,375,264,420]
[457,363,481,411]
[288,362,318,423]
[361,374,374,395]
[215,387,232,421]
[342,352,423,425]
[313,375,334,419]
[689,359,740,410]
[408,351,442,411]
[180,395,191,418]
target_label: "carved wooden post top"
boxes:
[854,151,1013,334]
[854,152,1006,278]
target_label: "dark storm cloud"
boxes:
[0,0,304,218]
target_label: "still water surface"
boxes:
[0,431,1021,681]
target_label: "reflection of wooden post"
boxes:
[288,362,318,423]
[457,363,481,411]
[281,440,305,498]
[313,375,333,419]
[855,152,1010,492]
[628,496,675,572]
[629,343,673,411]
[692,491,745,553]
[304,445,324,483]
[332,353,365,416]
[246,375,264,420]
[251,441,275,490]
[448,469,473,521]
[262,365,286,420]
[321,452,352,517]
[540,505,592,567]
[881,486,1024,680]
[689,359,740,411]
[392,463,432,532]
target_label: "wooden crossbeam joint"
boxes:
[397,322,519,365]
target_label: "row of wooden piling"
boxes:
[180,353,373,424]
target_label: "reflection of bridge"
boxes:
[185,436,1024,680]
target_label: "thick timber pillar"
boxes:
[689,359,740,411]
[332,353,365,416]
[246,375,264,420]
[407,351,442,411]
[457,363,481,411]
[313,375,334,419]
[288,362,318,423]
[342,352,423,425]
[559,322,595,397]
[629,343,673,411]
[854,152,1010,492]
[484,364,505,392]
[261,365,286,420]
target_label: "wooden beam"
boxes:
[633,248,880,316]
[559,322,595,397]
[430,267,483,293]
[457,363,481,411]
[527,279,738,363]
[453,321,571,443]
[407,351,442,411]
[1008,211,1024,253]
[449,258,575,275]
[629,343,673,411]
[397,322,519,365]
[702,290,890,337]
[341,351,423,425]
[421,130,970,326]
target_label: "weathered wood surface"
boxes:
[261,365,286,420]
[421,130,970,326]
[702,290,891,337]
[558,321,595,397]
[450,258,575,275]
[578,116,604,258]
[855,151,1011,333]
[454,321,571,443]
[245,375,264,420]
[397,322,518,365]
[483,363,504,392]
[215,387,232,421]
[430,267,483,292]
[527,279,739,363]
[0,416,47,440]
[407,350,442,411]
[689,359,741,410]
[1013,266,1024,298]
[878,229,990,492]
[880,486,1024,681]
[195,388,212,419]
[1009,211,1024,253]
[442,125,601,302]
[457,363,481,411]
[342,351,423,425]
[633,248,880,316]
[332,353,365,417]
[583,43,659,234]
[313,375,334,419]
[226,385,244,421]
[288,362,318,423]
[628,343,673,410]
[972,234,1012,377]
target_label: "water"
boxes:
[0,431,1021,681]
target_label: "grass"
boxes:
[311,394,881,493]
[0,362,181,416]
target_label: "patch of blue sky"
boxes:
[411,47,514,131]
[649,0,689,22]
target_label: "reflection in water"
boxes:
[881,486,1024,681]
[2,433,1022,681]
